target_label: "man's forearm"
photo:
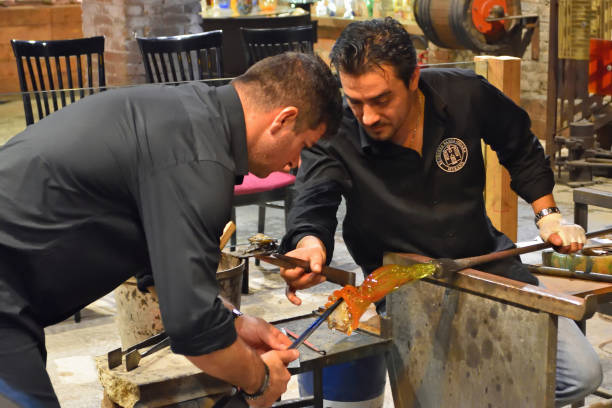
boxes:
[185,336,266,394]
[531,193,557,214]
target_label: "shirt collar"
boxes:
[216,84,248,184]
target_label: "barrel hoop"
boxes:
[414,0,447,49]
[449,0,476,50]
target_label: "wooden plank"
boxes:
[474,56,519,242]
[545,0,559,160]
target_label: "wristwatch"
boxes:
[240,362,270,400]
[534,206,561,224]
[231,308,243,319]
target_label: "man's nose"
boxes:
[361,105,379,126]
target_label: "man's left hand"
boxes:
[235,315,293,355]
[537,213,586,254]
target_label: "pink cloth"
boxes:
[234,172,295,195]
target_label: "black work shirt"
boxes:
[281,69,553,284]
[0,83,248,356]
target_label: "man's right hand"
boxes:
[248,349,299,407]
[279,235,327,305]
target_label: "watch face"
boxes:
[232,308,243,319]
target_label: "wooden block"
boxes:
[474,56,521,242]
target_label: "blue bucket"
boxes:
[298,354,387,407]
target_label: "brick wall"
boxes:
[82,0,203,86]
[0,4,83,93]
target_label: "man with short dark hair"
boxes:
[0,52,342,408]
[279,18,601,406]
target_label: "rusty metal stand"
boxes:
[382,252,602,408]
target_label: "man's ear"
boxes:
[409,67,420,91]
[269,106,299,135]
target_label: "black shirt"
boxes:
[0,83,248,356]
[281,69,553,284]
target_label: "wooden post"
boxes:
[474,56,521,242]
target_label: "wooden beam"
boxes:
[475,56,520,242]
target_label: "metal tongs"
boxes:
[232,233,280,258]
[107,331,170,371]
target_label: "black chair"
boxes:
[235,23,317,274]
[136,31,224,83]
[240,23,317,67]
[11,36,106,126]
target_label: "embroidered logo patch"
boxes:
[435,138,468,172]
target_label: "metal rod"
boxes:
[485,14,538,22]
[527,265,612,283]
[288,299,343,350]
[451,226,612,272]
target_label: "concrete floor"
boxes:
[1,94,612,407]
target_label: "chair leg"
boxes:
[255,205,266,266]
[230,207,237,250]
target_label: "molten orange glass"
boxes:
[325,263,436,334]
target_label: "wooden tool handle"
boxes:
[256,253,356,286]
[219,221,236,250]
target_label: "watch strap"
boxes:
[534,206,561,224]
[240,362,270,400]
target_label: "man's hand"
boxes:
[248,349,299,407]
[280,236,327,305]
[235,315,293,355]
[537,213,586,254]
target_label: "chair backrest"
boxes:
[240,23,317,68]
[137,31,224,84]
[11,36,106,126]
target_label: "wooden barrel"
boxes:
[414,0,521,53]
[114,252,245,349]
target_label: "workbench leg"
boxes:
[573,202,588,230]
[313,368,323,408]
[242,261,249,294]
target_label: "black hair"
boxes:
[330,17,417,88]
[233,52,343,138]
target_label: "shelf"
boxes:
[313,15,422,35]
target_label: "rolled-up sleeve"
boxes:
[478,77,554,203]
[138,160,236,356]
